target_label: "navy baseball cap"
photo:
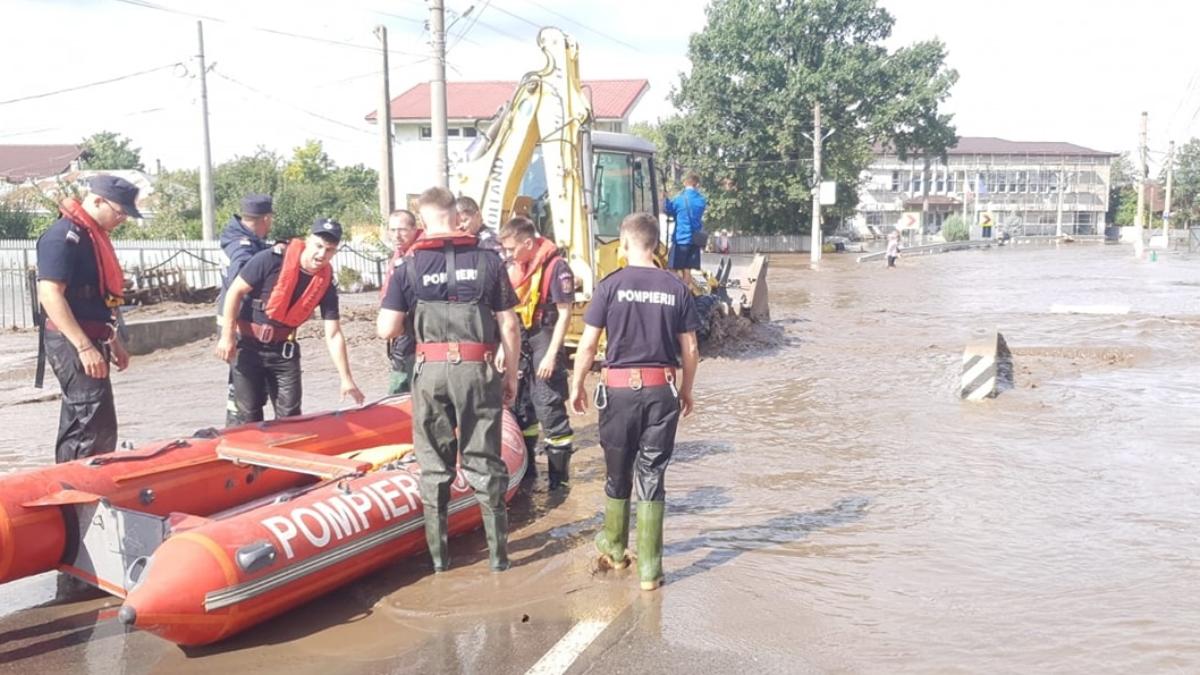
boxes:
[312,217,343,243]
[240,194,273,217]
[91,175,142,219]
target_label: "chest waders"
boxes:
[408,242,511,572]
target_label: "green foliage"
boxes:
[659,0,957,234]
[114,140,378,240]
[80,131,144,171]
[1165,138,1200,227]
[1107,152,1136,227]
[336,265,363,292]
[941,214,968,241]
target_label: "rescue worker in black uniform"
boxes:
[570,212,701,591]
[35,175,139,463]
[377,187,521,572]
[217,194,274,424]
[498,216,576,489]
[382,209,421,395]
[215,218,364,423]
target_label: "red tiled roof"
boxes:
[365,79,649,122]
[0,144,84,182]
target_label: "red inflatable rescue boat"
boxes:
[0,398,526,645]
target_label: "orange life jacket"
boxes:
[263,239,332,328]
[58,198,125,308]
[508,238,563,329]
[407,232,479,251]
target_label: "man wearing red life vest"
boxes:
[35,175,138,463]
[215,218,364,424]
[377,187,521,572]
[498,216,576,490]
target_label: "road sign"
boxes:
[900,212,919,230]
[819,181,837,205]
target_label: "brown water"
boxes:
[1,243,1199,673]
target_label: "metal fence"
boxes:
[0,239,390,329]
[720,235,813,254]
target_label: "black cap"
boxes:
[90,175,142,219]
[240,194,273,217]
[311,217,343,243]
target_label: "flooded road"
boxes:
[2,242,1199,673]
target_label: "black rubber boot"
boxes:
[481,504,510,572]
[424,507,450,572]
[522,435,539,481]
[546,445,572,491]
[594,497,631,569]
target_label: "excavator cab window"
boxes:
[594,151,634,238]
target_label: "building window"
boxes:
[948,171,956,194]
[891,170,900,192]
[462,126,478,138]
[935,169,945,193]
[420,126,431,139]
[911,170,922,194]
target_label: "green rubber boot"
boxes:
[481,504,510,572]
[636,500,665,590]
[424,507,450,573]
[594,497,631,569]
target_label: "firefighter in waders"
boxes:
[570,212,701,591]
[217,194,274,424]
[377,187,521,573]
[381,209,422,395]
[215,218,364,423]
[498,216,575,489]
[35,175,139,463]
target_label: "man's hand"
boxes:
[341,379,365,406]
[494,346,507,373]
[502,371,518,406]
[536,352,556,380]
[570,382,588,415]
[78,343,108,379]
[679,391,695,417]
[214,334,236,363]
[110,340,130,372]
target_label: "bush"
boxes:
[941,215,968,242]
[336,266,363,292]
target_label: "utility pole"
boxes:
[1162,140,1174,247]
[196,21,216,240]
[809,102,824,264]
[1055,160,1066,238]
[429,0,449,189]
[375,25,395,219]
[1132,112,1148,258]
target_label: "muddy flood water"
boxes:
[1,242,1199,674]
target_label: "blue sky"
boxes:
[2,0,1195,174]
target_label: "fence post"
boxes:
[376,259,384,290]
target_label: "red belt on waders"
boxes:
[45,319,115,342]
[236,320,298,359]
[415,342,495,364]
[594,367,678,410]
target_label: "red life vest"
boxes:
[407,232,479,251]
[58,198,125,307]
[508,238,563,328]
[263,239,332,328]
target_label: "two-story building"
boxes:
[857,137,1118,237]
[366,79,650,206]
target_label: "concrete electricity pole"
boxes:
[430,0,449,189]
[1055,160,1066,238]
[1133,111,1147,258]
[375,25,395,219]
[196,21,216,241]
[1162,139,1174,246]
[808,102,833,265]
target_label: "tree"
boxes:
[283,140,333,183]
[660,0,957,234]
[1163,139,1200,227]
[80,131,144,171]
[941,214,968,242]
[1107,152,1137,227]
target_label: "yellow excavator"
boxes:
[455,27,769,347]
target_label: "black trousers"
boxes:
[45,330,117,464]
[230,339,302,425]
[513,328,573,442]
[597,384,680,501]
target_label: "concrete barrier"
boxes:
[122,314,216,356]
[960,331,1013,401]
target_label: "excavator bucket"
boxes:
[731,254,770,323]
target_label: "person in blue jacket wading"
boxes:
[663,171,707,291]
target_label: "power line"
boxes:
[110,0,425,58]
[212,69,375,137]
[482,1,543,31]
[0,63,182,106]
[0,107,172,139]
[518,0,639,50]
[448,0,491,53]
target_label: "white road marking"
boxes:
[525,617,614,675]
